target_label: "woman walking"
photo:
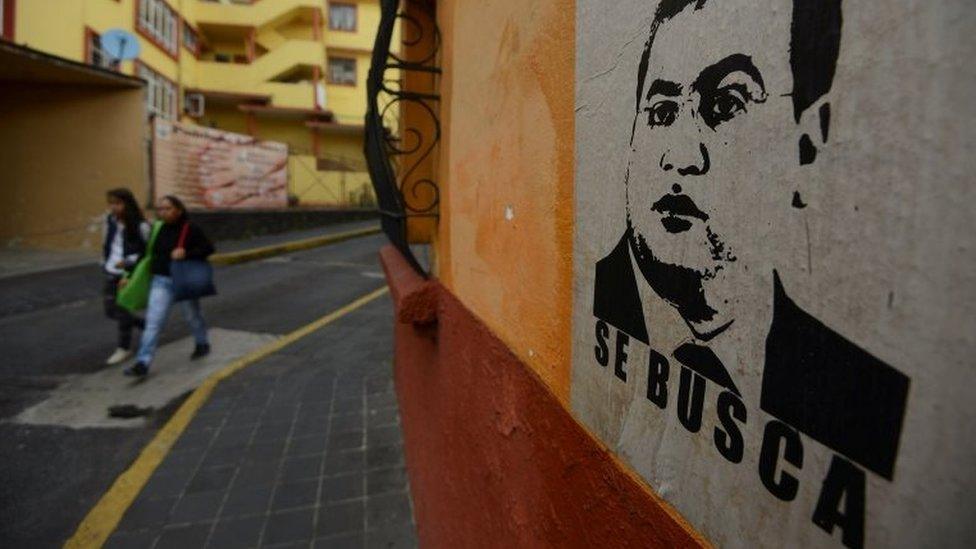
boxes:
[126,195,215,377]
[103,188,150,365]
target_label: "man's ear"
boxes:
[796,98,832,167]
[791,98,832,209]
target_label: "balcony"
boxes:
[194,40,323,108]
[253,39,323,81]
[193,0,322,28]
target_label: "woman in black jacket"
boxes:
[103,188,150,365]
[126,195,215,377]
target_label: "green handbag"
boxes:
[116,221,162,313]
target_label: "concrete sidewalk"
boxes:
[99,294,416,549]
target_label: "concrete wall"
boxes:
[572,1,976,548]
[382,245,705,548]
[388,0,976,548]
[434,0,575,399]
[0,83,146,250]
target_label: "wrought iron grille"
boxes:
[364,0,441,277]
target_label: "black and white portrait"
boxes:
[594,0,909,481]
[573,0,974,546]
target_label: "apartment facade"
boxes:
[5,0,378,206]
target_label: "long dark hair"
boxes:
[107,188,146,241]
[161,195,189,223]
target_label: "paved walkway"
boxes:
[103,294,416,549]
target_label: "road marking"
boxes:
[209,226,381,266]
[65,285,390,549]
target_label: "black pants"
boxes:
[103,274,145,350]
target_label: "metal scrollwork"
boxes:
[365,0,441,277]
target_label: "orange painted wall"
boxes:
[382,245,707,548]
[434,0,575,403]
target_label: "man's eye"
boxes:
[708,88,747,122]
[645,101,678,127]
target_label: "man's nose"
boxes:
[660,140,710,176]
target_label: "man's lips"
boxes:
[651,193,709,234]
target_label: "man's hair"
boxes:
[636,0,843,123]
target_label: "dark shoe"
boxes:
[124,362,148,377]
[190,344,210,360]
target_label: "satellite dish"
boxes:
[101,29,141,61]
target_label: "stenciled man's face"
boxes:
[625,0,799,329]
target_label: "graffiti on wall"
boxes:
[154,120,288,210]
[574,0,975,547]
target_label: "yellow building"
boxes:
[5,0,378,206]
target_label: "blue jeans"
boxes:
[135,275,209,367]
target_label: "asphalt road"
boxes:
[0,232,388,548]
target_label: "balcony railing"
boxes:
[365,0,440,277]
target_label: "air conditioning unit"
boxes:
[185,93,205,117]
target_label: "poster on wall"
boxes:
[153,120,288,209]
[572,1,975,548]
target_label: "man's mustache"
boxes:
[651,193,709,221]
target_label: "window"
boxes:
[137,61,178,119]
[182,21,199,56]
[328,3,356,32]
[328,57,357,85]
[137,0,178,57]
[85,28,117,69]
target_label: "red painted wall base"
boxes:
[380,245,705,548]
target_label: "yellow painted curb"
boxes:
[209,226,381,266]
[65,286,390,549]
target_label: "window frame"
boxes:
[182,19,201,57]
[135,0,180,60]
[327,56,357,86]
[84,27,109,69]
[135,59,179,120]
[328,2,358,33]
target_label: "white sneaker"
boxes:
[106,348,133,365]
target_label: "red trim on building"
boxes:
[312,8,323,41]
[312,65,322,110]
[184,89,271,105]
[379,245,708,548]
[1,0,16,42]
[246,112,257,137]
[246,28,256,63]
[83,26,97,64]
[182,19,202,58]
[238,104,334,120]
